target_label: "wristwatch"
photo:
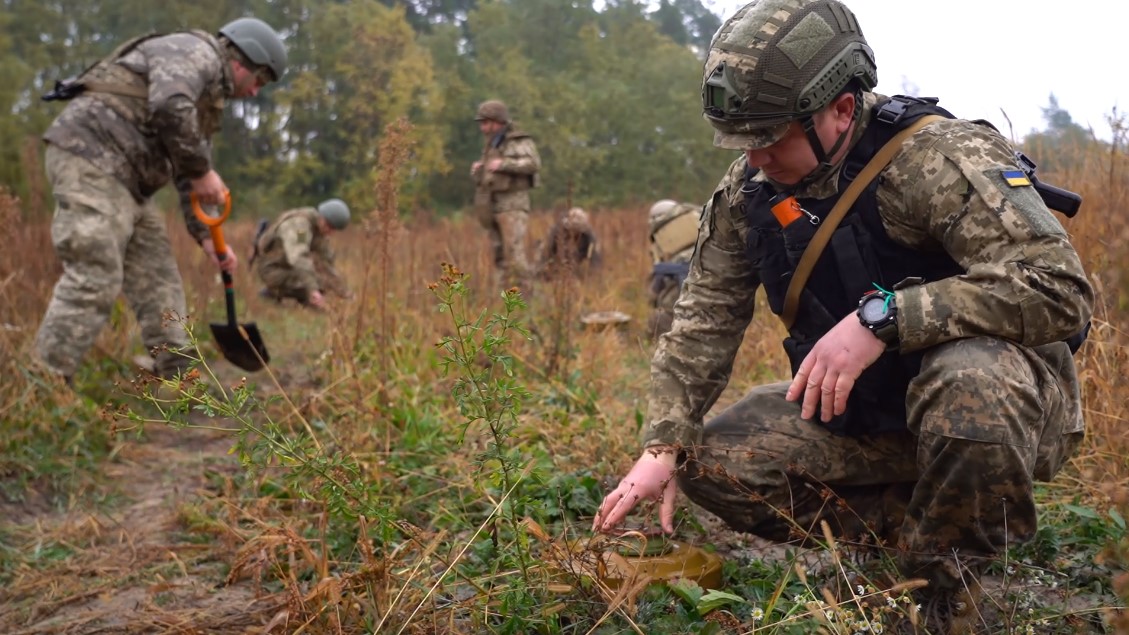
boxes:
[857,290,899,348]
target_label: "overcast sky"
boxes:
[703,0,1127,141]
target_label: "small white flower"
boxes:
[857,585,865,595]
[751,607,764,622]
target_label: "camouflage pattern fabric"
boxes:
[647,92,1093,589]
[473,125,541,284]
[42,30,233,244]
[35,146,191,379]
[648,202,701,339]
[538,211,599,279]
[679,336,1082,590]
[255,207,343,303]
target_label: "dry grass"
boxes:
[0,135,1126,633]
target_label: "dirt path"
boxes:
[0,418,286,635]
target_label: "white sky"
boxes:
[704,0,1127,141]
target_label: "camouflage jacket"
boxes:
[474,126,541,198]
[540,220,598,270]
[42,30,234,242]
[644,93,1094,449]
[255,208,338,294]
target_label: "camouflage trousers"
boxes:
[678,337,1083,591]
[35,145,190,379]
[483,211,530,288]
[475,192,530,288]
[256,260,340,305]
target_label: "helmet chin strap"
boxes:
[795,90,863,187]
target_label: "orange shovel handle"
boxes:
[190,191,233,256]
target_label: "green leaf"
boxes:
[1109,508,1126,531]
[696,589,745,615]
[668,578,704,607]
[1063,504,1100,520]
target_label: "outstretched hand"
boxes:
[593,446,679,535]
[785,312,886,422]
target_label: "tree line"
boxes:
[0,0,732,218]
[1,0,1115,219]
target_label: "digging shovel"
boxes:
[191,191,270,372]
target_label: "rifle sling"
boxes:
[780,114,945,330]
[81,81,149,99]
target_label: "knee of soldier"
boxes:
[676,451,787,537]
[916,336,1033,387]
[909,338,1040,429]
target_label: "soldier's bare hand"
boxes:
[486,159,504,172]
[309,290,327,309]
[786,314,885,422]
[593,447,678,535]
[202,239,238,274]
[471,161,483,176]
[191,170,228,205]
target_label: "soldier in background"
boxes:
[35,18,287,382]
[646,199,702,339]
[594,0,1093,630]
[253,199,350,310]
[538,206,600,280]
[471,99,541,289]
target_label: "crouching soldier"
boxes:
[253,199,350,309]
[538,207,600,279]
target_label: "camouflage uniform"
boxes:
[648,94,1093,591]
[36,31,233,379]
[473,125,541,286]
[254,208,344,304]
[538,207,599,279]
[648,202,702,339]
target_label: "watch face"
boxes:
[861,296,889,323]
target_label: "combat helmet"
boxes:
[317,198,350,230]
[219,17,288,81]
[475,100,510,123]
[563,206,590,230]
[702,0,876,158]
[648,200,681,236]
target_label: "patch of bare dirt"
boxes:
[0,416,288,635]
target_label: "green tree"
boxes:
[270,1,449,214]
[1023,93,1094,174]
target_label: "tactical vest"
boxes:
[257,207,320,254]
[57,31,228,139]
[742,96,965,437]
[478,127,539,191]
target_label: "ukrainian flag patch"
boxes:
[1001,170,1032,187]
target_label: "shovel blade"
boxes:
[210,321,269,372]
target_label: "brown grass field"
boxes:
[0,134,1126,633]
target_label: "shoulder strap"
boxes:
[80,80,149,99]
[780,114,946,329]
[79,30,220,101]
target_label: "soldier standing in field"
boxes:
[252,199,350,310]
[35,17,287,382]
[471,99,541,289]
[594,1,1093,631]
[646,199,702,339]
